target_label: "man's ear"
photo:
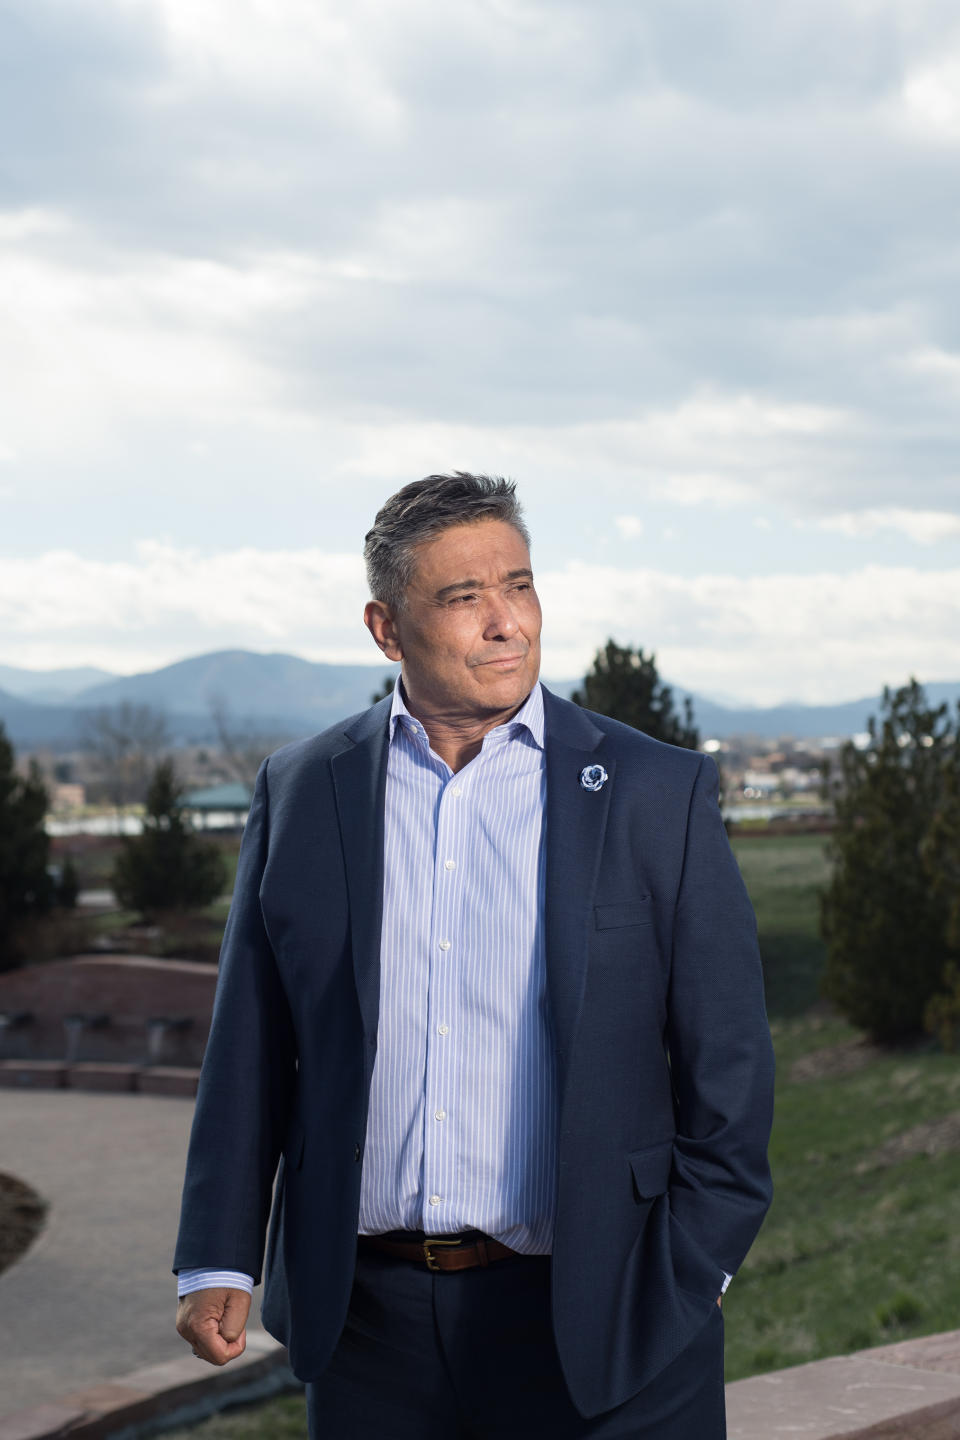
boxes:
[364,600,403,662]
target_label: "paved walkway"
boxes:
[0,1089,271,1417]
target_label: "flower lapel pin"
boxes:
[579,764,608,793]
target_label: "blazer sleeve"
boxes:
[665,754,775,1277]
[173,756,297,1283]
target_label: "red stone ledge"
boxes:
[0,1331,296,1440]
[0,1063,199,1097]
[0,1061,67,1089]
[727,1329,960,1439]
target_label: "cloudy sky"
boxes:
[2,0,959,705]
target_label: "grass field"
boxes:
[725,1010,960,1378]
[164,831,960,1434]
[731,832,831,1019]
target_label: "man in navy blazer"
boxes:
[175,473,774,1438]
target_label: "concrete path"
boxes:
[0,1089,271,1417]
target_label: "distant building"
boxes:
[51,783,86,813]
[742,770,779,797]
[182,782,252,830]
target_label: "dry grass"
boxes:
[0,1172,47,1276]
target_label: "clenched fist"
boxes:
[176,1287,251,1366]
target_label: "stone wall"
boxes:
[0,956,217,1069]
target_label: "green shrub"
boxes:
[924,964,960,1053]
[112,761,227,917]
[821,682,960,1042]
[876,1290,925,1329]
[0,723,55,970]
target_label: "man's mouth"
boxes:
[475,653,527,668]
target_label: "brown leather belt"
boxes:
[359,1232,520,1272]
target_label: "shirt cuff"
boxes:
[177,1267,255,1297]
[720,1271,733,1294]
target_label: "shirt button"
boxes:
[438,1024,449,1035]
[429,1194,442,1206]
[450,785,463,797]
[444,859,456,870]
[439,939,451,951]
[435,1109,446,1121]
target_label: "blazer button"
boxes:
[354,1144,362,1162]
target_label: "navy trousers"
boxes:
[306,1246,726,1439]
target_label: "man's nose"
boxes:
[482,594,520,640]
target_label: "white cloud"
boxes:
[3,0,960,529]
[614,515,644,539]
[903,344,960,391]
[3,0,960,699]
[0,215,310,459]
[820,507,960,544]
[538,560,960,704]
[2,542,959,705]
[901,52,960,141]
[125,0,408,130]
[0,217,868,508]
[338,394,854,503]
[0,542,373,671]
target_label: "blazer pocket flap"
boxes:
[283,1117,305,1170]
[628,1139,674,1199]
[595,897,652,930]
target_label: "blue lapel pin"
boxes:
[579,764,608,792]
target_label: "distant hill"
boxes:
[73,650,402,728]
[0,687,86,746]
[680,682,960,741]
[1,649,958,748]
[0,664,115,703]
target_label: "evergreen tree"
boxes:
[571,640,700,749]
[920,723,960,1049]
[821,680,960,1042]
[57,856,80,910]
[0,723,55,970]
[112,761,227,917]
[371,673,398,704]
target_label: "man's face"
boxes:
[368,519,542,721]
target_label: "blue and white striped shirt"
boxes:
[359,679,555,1251]
[178,681,555,1297]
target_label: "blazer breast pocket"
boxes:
[594,897,652,931]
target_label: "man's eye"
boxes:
[450,594,476,605]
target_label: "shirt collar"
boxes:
[388,676,544,751]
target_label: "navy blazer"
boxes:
[174,686,774,1418]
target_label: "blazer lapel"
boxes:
[542,688,615,1106]
[330,698,392,1042]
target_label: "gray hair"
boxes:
[363,472,531,611]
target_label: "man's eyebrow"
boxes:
[433,568,533,601]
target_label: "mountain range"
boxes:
[1,650,958,748]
